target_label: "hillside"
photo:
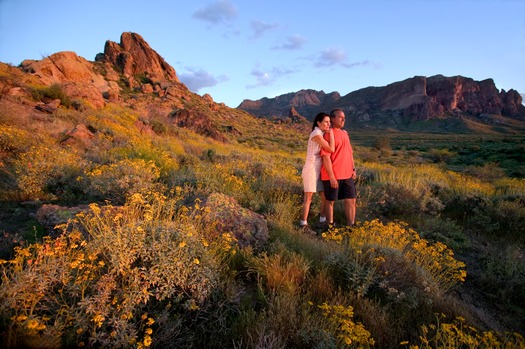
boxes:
[2,32,309,146]
[1,32,524,349]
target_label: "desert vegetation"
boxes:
[0,72,524,348]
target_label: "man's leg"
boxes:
[325,200,335,224]
[322,180,337,225]
[344,198,356,226]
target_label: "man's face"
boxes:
[331,111,345,129]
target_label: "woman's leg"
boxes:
[319,191,327,223]
[300,192,314,225]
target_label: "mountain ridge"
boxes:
[2,31,525,134]
[238,75,525,133]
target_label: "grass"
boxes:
[352,131,525,177]
[0,65,524,348]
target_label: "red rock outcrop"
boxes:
[20,51,110,108]
[239,75,525,128]
[98,32,179,84]
[169,108,225,141]
[239,89,341,119]
[17,32,183,111]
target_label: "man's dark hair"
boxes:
[330,108,343,118]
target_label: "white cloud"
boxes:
[179,67,229,92]
[192,0,237,25]
[250,19,279,39]
[315,47,375,69]
[271,34,306,50]
[247,66,295,89]
[315,46,347,67]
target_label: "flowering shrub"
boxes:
[85,158,162,204]
[13,145,88,200]
[404,314,525,348]
[323,220,466,292]
[318,302,375,348]
[0,192,235,348]
[0,125,31,153]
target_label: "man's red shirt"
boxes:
[320,128,354,181]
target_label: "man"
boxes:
[320,108,357,227]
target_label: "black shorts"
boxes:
[322,178,356,201]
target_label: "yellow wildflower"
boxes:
[143,335,152,347]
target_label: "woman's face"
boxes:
[318,116,331,132]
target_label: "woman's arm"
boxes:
[313,129,335,153]
[322,154,338,188]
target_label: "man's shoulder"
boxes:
[334,128,349,136]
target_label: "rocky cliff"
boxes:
[17,32,188,110]
[2,32,246,140]
[238,75,525,131]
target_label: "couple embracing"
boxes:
[299,108,357,233]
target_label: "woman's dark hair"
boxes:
[312,112,330,131]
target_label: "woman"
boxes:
[300,112,334,232]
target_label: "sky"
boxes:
[1,0,524,108]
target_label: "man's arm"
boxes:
[322,154,338,188]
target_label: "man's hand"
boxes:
[330,176,338,188]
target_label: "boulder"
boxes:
[20,52,108,108]
[35,204,89,237]
[60,123,95,148]
[35,98,61,113]
[170,108,225,141]
[202,193,269,250]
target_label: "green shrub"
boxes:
[414,217,467,251]
[463,162,506,182]
[427,148,456,163]
[373,136,391,151]
[30,83,71,108]
[475,242,525,307]
[362,182,444,218]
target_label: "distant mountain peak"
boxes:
[238,75,525,132]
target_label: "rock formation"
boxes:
[96,32,179,84]
[18,32,185,110]
[238,75,525,129]
[240,89,341,120]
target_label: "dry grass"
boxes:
[0,65,524,348]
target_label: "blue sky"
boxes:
[1,0,524,108]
